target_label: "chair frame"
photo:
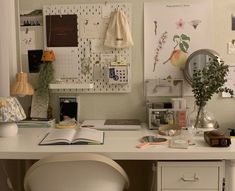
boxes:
[24,153,129,191]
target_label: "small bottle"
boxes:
[181,127,195,145]
[165,110,174,125]
[152,111,160,127]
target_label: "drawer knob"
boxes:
[181,173,199,182]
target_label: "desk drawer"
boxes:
[158,161,223,190]
[161,166,218,189]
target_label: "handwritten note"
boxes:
[20,30,35,54]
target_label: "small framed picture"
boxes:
[20,10,43,26]
[28,49,43,73]
[46,15,78,47]
[30,93,49,119]
[59,96,80,122]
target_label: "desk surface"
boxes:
[0,127,235,160]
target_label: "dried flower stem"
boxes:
[153,31,167,72]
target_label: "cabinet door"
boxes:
[157,161,224,191]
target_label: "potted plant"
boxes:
[36,50,55,119]
[37,50,55,96]
[191,57,233,129]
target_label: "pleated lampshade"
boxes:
[0,97,26,137]
[10,72,34,96]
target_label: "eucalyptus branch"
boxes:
[191,58,233,128]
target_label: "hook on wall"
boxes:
[25,28,29,34]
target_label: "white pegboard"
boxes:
[43,3,132,93]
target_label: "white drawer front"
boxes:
[161,166,218,189]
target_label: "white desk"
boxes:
[0,127,235,160]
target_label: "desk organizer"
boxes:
[147,107,186,130]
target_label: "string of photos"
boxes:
[43,2,133,93]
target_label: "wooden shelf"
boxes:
[49,83,94,90]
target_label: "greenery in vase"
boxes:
[192,57,233,128]
[37,62,54,96]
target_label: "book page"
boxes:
[40,129,76,145]
[72,128,104,144]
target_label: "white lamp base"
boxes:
[0,122,18,137]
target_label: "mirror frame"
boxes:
[183,49,221,85]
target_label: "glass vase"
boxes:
[188,104,217,134]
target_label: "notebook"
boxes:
[39,128,104,145]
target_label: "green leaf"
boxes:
[173,35,180,42]
[179,43,187,53]
[180,34,190,41]
[182,41,189,52]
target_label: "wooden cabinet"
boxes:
[157,161,224,191]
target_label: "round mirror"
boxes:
[184,49,221,85]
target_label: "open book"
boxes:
[39,128,104,145]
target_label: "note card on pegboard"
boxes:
[43,3,132,93]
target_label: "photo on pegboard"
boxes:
[20,9,43,26]
[28,49,43,73]
[46,15,78,47]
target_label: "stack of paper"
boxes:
[17,119,55,128]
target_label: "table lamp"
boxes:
[0,97,26,137]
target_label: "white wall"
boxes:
[19,0,235,128]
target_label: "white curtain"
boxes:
[0,1,27,191]
[0,0,17,97]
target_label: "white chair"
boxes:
[24,153,129,191]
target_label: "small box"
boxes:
[204,130,231,147]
